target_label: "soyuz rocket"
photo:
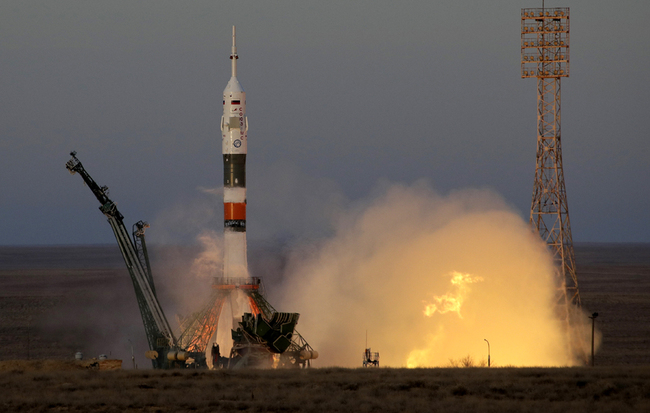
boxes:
[221,26,249,279]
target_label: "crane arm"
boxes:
[133,220,156,296]
[65,151,123,220]
[66,152,177,353]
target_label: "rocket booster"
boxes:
[221,26,249,278]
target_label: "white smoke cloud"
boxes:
[150,163,595,368]
[190,230,224,279]
[277,181,592,367]
[149,186,224,245]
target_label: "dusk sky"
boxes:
[1,0,648,245]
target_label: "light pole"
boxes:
[588,313,598,366]
[128,339,136,369]
[484,339,490,367]
[27,317,31,360]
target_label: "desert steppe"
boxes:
[0,243,648,412]
[0,365,647,412]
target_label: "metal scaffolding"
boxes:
[178,277,316,368]
[521,7,581,323]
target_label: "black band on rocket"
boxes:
[225,220,246,231]
[223,154,246,187]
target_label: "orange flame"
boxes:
[423,272,483,319]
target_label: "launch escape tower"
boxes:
[521,7,581,321]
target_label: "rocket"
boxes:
[221,26,249,278]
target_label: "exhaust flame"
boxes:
[423,272,483,318]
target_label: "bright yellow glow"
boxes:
[277,183,594,368]
[423,272,483,318]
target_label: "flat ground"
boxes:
[574,243,650,366]
[0,244,648,411]
[0,365,648,412]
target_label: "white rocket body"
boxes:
[221,26,248,279]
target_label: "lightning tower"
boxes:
[521,7,581,323]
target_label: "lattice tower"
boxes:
[521,7,581,324]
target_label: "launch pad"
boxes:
[66,152,316,369]
[179,277,317,369]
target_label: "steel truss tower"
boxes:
[521,7,581,320]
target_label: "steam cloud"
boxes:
[275,182,594,367]
[148,172,595,368]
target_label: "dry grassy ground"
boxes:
[0,366,648,412]
[575,244,650,366]
[0,244,648,411]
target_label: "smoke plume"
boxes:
[276,182,593,367]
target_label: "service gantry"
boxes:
[66,152,180,368]
[521,7,581,323]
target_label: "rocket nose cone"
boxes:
[224,76,244,94]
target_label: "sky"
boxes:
[1,0,649,246]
